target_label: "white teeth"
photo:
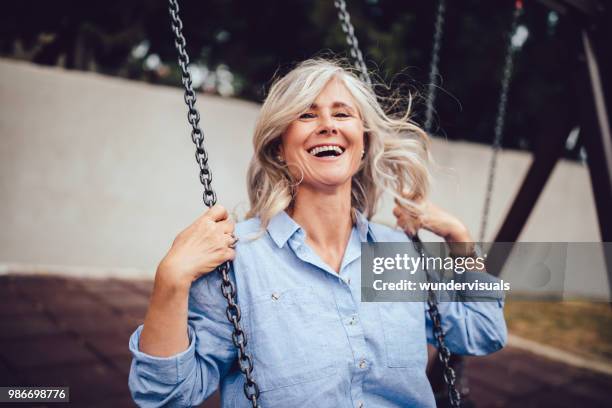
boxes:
[307,145,345,156]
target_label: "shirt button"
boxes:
[358,359,367,369]
[357,402,364,408]
[347,277,352,284]
[348,315,357,325]
[271,292,280,301]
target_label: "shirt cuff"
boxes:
[449,244,506,302]
[129,324,197,385]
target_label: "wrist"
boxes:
[156,259,193,293]
[445,220,472,243]
[445,224,476,257]
[448,242,476,258]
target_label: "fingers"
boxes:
[201,205,236,245]
[217,218,235,234]
[394,198,421,216]
[393,204,421,220]
[224,247,236,262]
[393,204,422,236]
[397,189,423,203]
[204,204,229,222]
[196,205,235,234]
[225,232,239,248]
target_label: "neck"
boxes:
[289,183,353,251]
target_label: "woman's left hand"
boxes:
[392,196,475,257]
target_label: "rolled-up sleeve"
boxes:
[426,271,508,356]
[128,270,238,407]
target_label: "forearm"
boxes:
[129,265,238,407]
[139,264,192,357]
[432,300,507,355]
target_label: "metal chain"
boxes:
[424,0,447,133]
[480,1,524,242]
[168,1,260,405]
[333,0,372,86]
[332,1,461,405]
[414,239,461,408]
[424,4,466,406]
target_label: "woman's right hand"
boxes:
[138,204,235,357]
[159,204,237,286]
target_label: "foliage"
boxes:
[2,0,608,158]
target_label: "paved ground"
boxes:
[0,274,609,407]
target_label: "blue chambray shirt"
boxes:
[128,210,507,407]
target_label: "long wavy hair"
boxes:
[246,58,431,229]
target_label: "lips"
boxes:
[307,144,346,158]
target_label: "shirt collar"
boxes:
[354,209,375,242]
[267,210,301,248]
[266,209,376,248]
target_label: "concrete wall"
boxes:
[0,59,606,297]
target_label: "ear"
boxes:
[275,140,285,163]
[363,132,370,153]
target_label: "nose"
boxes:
[316,113,338,136]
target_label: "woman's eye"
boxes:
[334,112,350,118]
[299,113,316,119]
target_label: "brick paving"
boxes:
[1,274,610,407]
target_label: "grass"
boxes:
[504,300,612,364]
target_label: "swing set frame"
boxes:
[486,0,612,299]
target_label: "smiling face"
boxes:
[279,77,365,192]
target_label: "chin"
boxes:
[310,174,354,189]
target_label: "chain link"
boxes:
[333,0,371,86]
[480,2,523,242]
[332,1,461,405]
[424,0,446,133]
[415,239,462,408]
[335,0,461,404]
[424,5,465,406]
[168,0,259,405]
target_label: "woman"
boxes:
[128,59,506,407]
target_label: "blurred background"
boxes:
[1,0,611,407]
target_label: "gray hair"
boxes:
[246,58,431,229]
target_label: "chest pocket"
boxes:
[242,286,337,392]
[379,302,428,368]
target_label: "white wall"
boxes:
[0,59,606,297]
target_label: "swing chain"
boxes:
[333,0,372,86]
[415,241,461,408]
[423,3,464,405]
[427,301,461,407]
[168,0,260,405]
[480,2,523,242]
[334,0,461,404]
[424,0,447,133]
[168,0,216,208]
[218,261,260,405]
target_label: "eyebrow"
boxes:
[310,102,356,112]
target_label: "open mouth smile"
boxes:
[307,145,346,159]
